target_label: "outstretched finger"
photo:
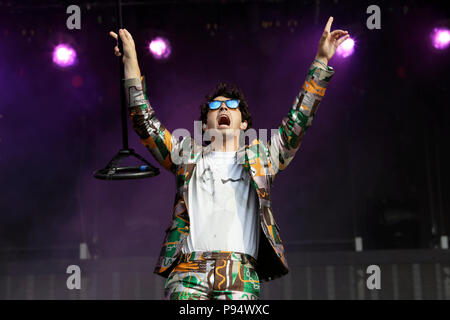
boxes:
[123,29,133,40]
[118,29,127,42]
[109,31,118,40]
[336,34,350,47]
[324,16,333,33]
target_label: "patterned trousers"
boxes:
[164,250,260,300]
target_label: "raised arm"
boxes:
[110,29,179,174]
[268,17,349,177]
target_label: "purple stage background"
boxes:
[0,0,449,263]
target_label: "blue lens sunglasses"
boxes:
[208,99,240,110]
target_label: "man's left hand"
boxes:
[315,16,350,65]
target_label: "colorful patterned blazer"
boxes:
[124,62,334,282]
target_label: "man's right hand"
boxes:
[109,29,141,79]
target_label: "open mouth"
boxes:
[217,114,231,127]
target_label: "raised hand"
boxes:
[315,17,350,65]
[109,29,141,79]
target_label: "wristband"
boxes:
[314,58,328,69]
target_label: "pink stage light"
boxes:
[53,44,77,67]
[336,38,355,58]
[148,37,171,59]
[432,28,450,50]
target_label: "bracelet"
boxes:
[314,58,328,69]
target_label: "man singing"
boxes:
[109,16,349,300]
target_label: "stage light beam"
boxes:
[432,28,450,50]
[53,44,77,67]
[336,38,355,58]
[148,37,171,60]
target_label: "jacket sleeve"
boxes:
[124,76,180,174]
[268,62,335,177]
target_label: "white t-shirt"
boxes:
[181,150,260,259]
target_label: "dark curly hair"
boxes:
[200,82,253,131]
